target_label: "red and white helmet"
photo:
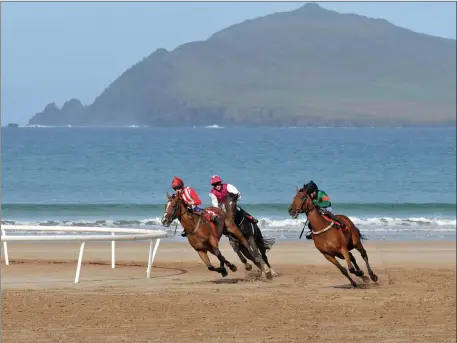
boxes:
[171,176,184,190]
[210,175,222,185]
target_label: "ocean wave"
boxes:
[24,124,58,128]
[256,217,456,232]
[2,202,455,214]
[2,216,455,233]
[204,125,224,129]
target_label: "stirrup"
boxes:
[181,230,187,237]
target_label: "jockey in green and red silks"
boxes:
[303,180,345,239]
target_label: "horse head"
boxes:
[223,193,239,218]
[288,186,314,219]
[161,192,182,227]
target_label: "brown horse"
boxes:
[288,187,378,288]
[161,192,270,278]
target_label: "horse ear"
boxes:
[166,192,171,200]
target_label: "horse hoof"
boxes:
[245,263,252,271]
[270,269,279,277]
[370,273,378,282]
[361,275,370,283]
[265,270,273,280]
[229,265,238,272]
[220,268,228,277]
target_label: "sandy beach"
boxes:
[1,239,456,343]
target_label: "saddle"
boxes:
[234,207,258,226]
[201,209,220,237]
[312,206,345,229]
[320,213,347,231]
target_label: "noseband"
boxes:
[291,193,316,216]
[164,197,180,223]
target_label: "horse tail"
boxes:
[351,222,367,241]
[358,227,368,241]
[253,222,275,251]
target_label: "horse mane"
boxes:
[297,187,307,196]
[226,193,238,200]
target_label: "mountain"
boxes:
[28,3,456,127]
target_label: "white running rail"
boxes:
[0,225,168,283]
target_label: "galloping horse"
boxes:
[222,194,277,277]
[288,187,378,288]
[161,193,271,279]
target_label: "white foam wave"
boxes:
[25,124,58,128]
[205,124,224,129]
[256,217,455,232]
[2,216,455,233]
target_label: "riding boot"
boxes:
[306,222,313,240]
[181,230,187,237]
[239,206,259,224]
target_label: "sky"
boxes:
[1,1,456,125]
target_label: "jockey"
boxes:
[209,175,258,223]
[303,180,345,239]
[171,176,204,237]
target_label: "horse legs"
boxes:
[229,238,252,271]
[323,253,358,288]
[349,252,370,282]
[225,221,272,279]
[251,223,278,277]
[212,246,237,275]
[247,235,273,280]
[255,238,278,277]
[340,247,358,276]
[356,245,378,282]
[349,252,362,274]
[197,250,223,275]
[206,235,232,277]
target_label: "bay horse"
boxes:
[222,194,277,277]
[288,187,378,288]
[161,192,270,279]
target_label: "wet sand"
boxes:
[1,240,456,342]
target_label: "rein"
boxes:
[166,198,198,235]
[293,193,335,236]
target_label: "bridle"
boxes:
[162,195,203,235]
[291,191,335,236]
[162,195,180,226]
[290,192,317,217]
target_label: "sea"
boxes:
[1,126,456,242]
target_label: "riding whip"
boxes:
[299,220,309,239]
